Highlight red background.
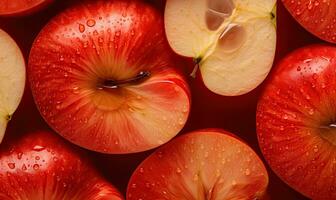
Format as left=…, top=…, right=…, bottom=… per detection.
left=0, top=0, right=322, bottom=199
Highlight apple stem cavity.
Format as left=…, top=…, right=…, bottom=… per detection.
left=100, top=71, right=151, bottom=89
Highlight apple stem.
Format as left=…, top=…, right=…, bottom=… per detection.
left=190, top=57, right=202, bottom=78
left=101, top=71, right=151, bottom=89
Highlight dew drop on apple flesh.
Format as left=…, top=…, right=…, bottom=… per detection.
left=205, top=0, right=234, bottom=30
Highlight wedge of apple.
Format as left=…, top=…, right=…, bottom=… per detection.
left=28, top=0, right=191, bottom=154
left=165, top=0, right=277, bottom=96
left=0, top=0, right=53, bottom=16
left=127, top=129, right=269, bottom=200
left=0, top=29, right=25, bottom=143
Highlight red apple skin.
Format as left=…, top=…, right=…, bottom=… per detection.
left=0, top=130, right=123, bottom=199
left=282, top=0, right=336, bottom=44
left=257, top=45, right=336, bottom=200
left=28, top=0, right=191, bottom=154
left=0, top=0, right=316, bottom=199
left=127, top=129, right=269, bottom=200
left=0, top=0, right=53, bottom=17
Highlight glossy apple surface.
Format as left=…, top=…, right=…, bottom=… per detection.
left=282, top=0, right=336, bottom=44
left=0, top=131, right=123, bottom=199
left=257, top=45, right=336, bottom=199
left=127, top=129, right=269, bottom=200
left=28, top=0, right=191, bottom=154
left=0, top=0, right=53, bottom=16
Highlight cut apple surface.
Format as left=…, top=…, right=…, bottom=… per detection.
left=282, top=0, right=336, bottom=44
left=28, top=0, right=191, bottom=154
left=0, top=29, right=25, bottom=143
left=127, top=129, right=269, bottom=200
left=165, top=0, right=277, bottom=96
left=0, top=131, right=123, bottom=200
left=257, top=45, right=336, bottom=199
left=0, top=0, right=52, bottom=16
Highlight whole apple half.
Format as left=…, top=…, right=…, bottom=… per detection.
left=0, top=29, right=26, bottom=143
left=0, top=131, right=123, bottom=199
left=164, top=0, right=277, bottom=96
left=127, top=129, right=269, bottom=200
left=257, top=45, right=336, bottom=199
left=0, top=0, right=53, bottom=16
left=282, top=0, right=336, bottom=44
left=28, top=0, right=191, bottom=154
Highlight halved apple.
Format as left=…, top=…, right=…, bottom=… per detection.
left=165, top=0, right=277, bottom=96
left=0, top=29, right=25, bottom=143
left=127, top=129, right=269, bottom=199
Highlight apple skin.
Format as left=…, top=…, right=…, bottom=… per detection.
left=28, top=0, right=191, bottom=154
left=0, top=0, right=316, bottom=199
left=282, top=0, right=336, bottom=44
left=257, top=45, right=336, bottom=199
left=127, top=129, right=269, bottom=200
left=0, top=0, right=53, bottom=17
left=0, top=130, right=123, bottom=199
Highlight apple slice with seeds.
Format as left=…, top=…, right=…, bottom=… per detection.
left=165, top=0, right=277, bottom=96
left=0, top=29, right=25, bottom=143
left=127, top=129, right=269, bottom=200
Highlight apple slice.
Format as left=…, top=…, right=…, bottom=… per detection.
left=127, top=129, right=269, bottom=200
left=28, top=0, right=191, bottom=154
left=0, top=0, right=53, bottom=16
left=282, top=0, right=336, bottom=44
left=0, top=131, right=123, bottom=199
left=257, top=45, right=336, bottom=199
left=0, top=29, right=25, bottom=143
left=165, top=0, right=277, bottom=96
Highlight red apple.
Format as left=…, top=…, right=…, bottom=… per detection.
left=28, top=0, right=191, bottom=154
left=0, top=130, right=123, bottom=199
left=127, top=129, right=269, bottom=200
left=0, top=0, right=53, bottom=16
left=282, top=0, right=336, bottom=44
left=257, top=45, right=336, bottom=199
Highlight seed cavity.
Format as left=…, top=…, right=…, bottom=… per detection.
left=205, top=0, right=235, bottom=30
left=218, top=24, right=247, bottom=53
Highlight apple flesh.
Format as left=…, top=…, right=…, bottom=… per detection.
left=164, top=0, right=277, bottom=96
left=127, top=129, right=269, bottom=200
left=257, top=45, right=336, bottom=199
left=28, top=0, right=191, bottom=154
left=0, top=130, right=123, bottom=199
left=282, top=0, right=336, bottom=44
left=0, top=29, right=25, bottom=143
left=0, top=0, right=53, bottom=16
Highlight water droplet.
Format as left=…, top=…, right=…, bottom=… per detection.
left=8, top=163, right=15, bottom=169
left=78, top=24, right=85, bottom=33
left=33, top=145, right=45, bottom=151
left=21, top=164, right=27, bottom=171
left=86, top=19, right=96, bottom=27
left=33, top=164, right=39, bottom=170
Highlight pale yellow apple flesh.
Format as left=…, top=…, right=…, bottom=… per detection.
left=165, top=0, right=276, bottom=96
left=0, top=29, right=26, bottom=142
